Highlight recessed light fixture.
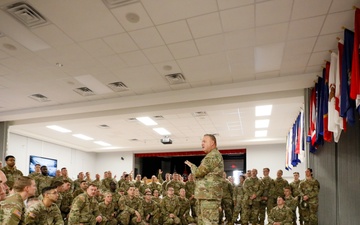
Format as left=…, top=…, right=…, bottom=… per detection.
left=255, top=105, right=272, bottom=116
left=255, top=130, right=267, bottom=137
left=255, top=119, right=269, bottom=128
left=136, top=117, right=157, bottom=126
left=46, top=125, right=71, bottom=133
left=56, top=62, right=63, bottom=67
left=126, top=12, right=140, bottom=23
left=153, top=128, right=171, bottom=135
left=94, top=141, right=111, bottom=147
left=72, top=134, right=94, bottom=141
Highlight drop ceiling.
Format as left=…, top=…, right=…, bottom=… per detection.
left=0, top=0, right=357, bottom=153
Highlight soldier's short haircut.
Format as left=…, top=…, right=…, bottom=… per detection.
left=62, top=180, right=71, bottom=184
left=283, top=186, right=291, bottom=191
left=13, top=176, right=33, bottom=192
left=103, top=191, right=112, bottom=196
left=263, top=168, right=270, bottom=171
left=35, top=163, right=40, bottom=166
left=127, top=183, right=135, bottom=190
left=52, top=181, right=64, bottom=187
left=42, top=186, right=57, bottom=195
left=5, top=155, right=15, bottom=161
left=124, top=174, right=129, bottom=178
left=204, top=134, right=217, bottom=145
left=40, top=165, right=47, bottom=169
left=293, top=172, right=299, bottom=175
left=61, top=167, right=67, bottom=171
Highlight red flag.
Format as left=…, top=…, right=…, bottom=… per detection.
left=323, top=62, right=332, bottom=142
left=350, top=8, right=360, bottom=107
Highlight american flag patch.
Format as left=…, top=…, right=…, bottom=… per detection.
left=12, top=209, right=21, bottom=219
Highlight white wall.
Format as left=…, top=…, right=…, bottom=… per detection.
left=95, top=151, right=134, bottom=179
left=7, top=133, right=97, bottom=180
left=246, top=143, right=306, bottom=181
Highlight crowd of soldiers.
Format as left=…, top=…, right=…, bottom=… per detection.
left=0, top=155, right=320, bottom=225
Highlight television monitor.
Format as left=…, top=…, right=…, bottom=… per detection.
left=29, top=155, right=58, bottom=177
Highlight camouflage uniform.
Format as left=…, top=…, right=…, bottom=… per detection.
left=55, top=192, right=63, bottom=209
left=28, top=172, right=41, bottom=180
left=185, top=180, right=196, bottom=218
left=98, top=202, right=117, bottom=225
left=73, top=189, right=85, bottom=198
left=120, top=180, right=133, bottom=195
left=147, top=182, right=162, bottom=194
left=60, top=190, right=73, bottom=221
left=219, top=179, right=234, bottom=224
left=242, top=176, right=263, bottom=225
left=68, top=192, right=101, bottom=225
left=232, top=183, right=244, bottom=223
left=189, top=147, right=224, bottom=225
left=284, top=195, right=298, bottom=225
left=152, top=196, right=161, bottom=205
left=36, top=175, right=53, bottom=197
left=272, top=177, right=289, bottom=206
left=178, top=196, right=196, bottom=225
left=24, top=200, right=63, bottom=225
left=92, top=180, right=101, bottom=189
left=166, top=180, right=184, bottom=196
left=117, top=195, right=145, bottom=225
left=259, top=176, right=275, bottom=225
left=0, top=193, right=25, bottom=225
left=1, top=165, right=23, bottom=190
left=267, top=205, right=293, bottom=225
left=161, top=180, right=170, bottom=196
left=73, top=179, right=82, bottom=193
left=142, top=199, right=160, bottom=225
left=134, top=180, right=142, bottom=189
left=160, top=195, right=180, bottom=225
left=139, top=183, right=148, bottom=196
left=299, top=178, right=320, bottom=225
left=290, top=180, right=302, bottom=224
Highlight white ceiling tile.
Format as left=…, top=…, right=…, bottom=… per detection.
left=153, top=61, right=182, bottom=75
left=308, top=51, right=330, bottom=66
left=142, top=46, right=174, bottom=63
left=142, top=0, right=218, bottom=25
left=111, top=2, right=153, bottom=31
left=255, top=43, right=285, bottom=73
left=187, top=12, right=222, bottom=38
left=129, top=27, right=164, bottom=49
left=189, top=80, right=212, bottom=88
left=220, top=5, right=255, bottom=32
left=225, top=29, right=256, bottom=49
left=281, top=53, right=310, bottom=71
left=305, top=65, right=322, bottom=73
left=292, top=0, right=332, bottom=20
left=313, top=33, right=342, bottom=52
left=256, top=23, right=288, bottom=45
left=280, top=67, right=305, bottom=76
left=170, top=83, right=191, bottom=90
left=195, top=34, right=225, bottom=55
left=157, top=20, right=192, bottom=44
left=30, top=0, right=125, bottom=42
left=329, top=0, right=360, bottom=13
left=210, top=76, right=233, bottom=85
left=96, top=55, right=127, bottom=68
left=118, top=50, right=150, bottom=66
left=168, top=40, right=199, bottom=59
left=0, top=50, right=9, bottom=60
left=284, top=37, right=317, bottom=56
left=32, top=24, right=74, bottom=47
left=103, top=33, right=139, bottom=54
left=255, top=70, right=280, bottom=79
left=288, top=16, right=325, bottom=40
left=320, top=11, right=354, bottom=35
left=79, top=39, right=115, bottom=57
left=256, top=0, right=292, bottom=26
left=217, top=0, right=254, bottom=10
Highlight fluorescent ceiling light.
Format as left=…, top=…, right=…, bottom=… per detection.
left=136, top=117, right=157, bottom=126
left=46, top=125, right=72, bottom=133
left=256, top=105, right=272, bottom=116
left=255, top=130, right=267, bottom=137
left=153, top=127, right=171, bottom=135
left=255, top=119, right=269, bottom=128
left=94, top=141, right=111, bottom=147
left=72, top=134, right=94, bottom=140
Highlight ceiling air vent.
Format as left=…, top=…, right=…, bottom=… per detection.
left=154, top=115, right=164, bottom=120
left=73, top=87, right=95, bottom=96
left=192, top=111, right=208, bottom=117
left=107, top=81, right=129, bottom=92
left=165, top=73, right=186, bottom=85
left=129, top=138, right=140, bottom=142
left=5, top=2, right=49, bottom=28
left=28, top=94, right=50, bottom=102
left=102, top=0, right=139, bottom=8
left=98, top=124, right=110, bottom=129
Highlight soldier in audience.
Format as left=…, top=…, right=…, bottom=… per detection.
left=139, top=176, right=149, bottom=195
left=98, top=191, right=117, bottom=225
left=185, top=173, right=196, bottom=219
left=232, top=175, right=245, bottom=224
left=178, top=187, right=196, bottom=225
left=1, top=155, right=23, bottom=190
left=52, top=180, right=64, bottom=208
left=152, top=189, right=161, bottom=205
left=284, top=187, right=298, bottom=225
left=36, top=166, right=53, bottom=197
left=0, top=176, right=37, bottom=224
left=245, top=170, right=251, bottom=179
left=160, top=187, right=180, bottom=225
left=85, top=172, right=92, bottom=183
left=117, top=184, right=145, bottom=225
left=147, top=175, right=161, bottom=194
left=142, top=189, right=160, bottom=225
left=157, top=169, right=164, bottom=183
left=219, top=172, right=234, bottom=225
left=267, top=196, right=293, bottom=225
left=161, top=173, right=171, bottom=196
left=73, top=180, right=88, bottom=198
left=29, top=164, right=41, bottom=180
left=290, top=172, right=302, bottom=224
left=25, top=186, right=63, bottom=225
left=134, top=174, right=142, bottom=189
left=272, top=170, right=289, bottom=208
left=299, top=168, right=320, bottom=225
left=0, top=170, right=9, bottom=200
left=68, top=183, right=102, bottom=224
left=259, top=167, right=275, bottom=225
left=92, top=173, right=101, bottom=188
left=60, top=167, right=74, bottom=191
left=73, top=172, right=84, bottom=193
left=120, top=174, right=133, bottom=194
left=60, top=180, right=73, bottom=222
left=166, top=173, right=184, bottom=196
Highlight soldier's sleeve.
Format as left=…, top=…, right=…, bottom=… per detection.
left=151, top=202, right=160, bottom=216
left=256, top=180, right=264, bottom=197
left=173, top=198, right=180, bottom=216
left=24, top=204, right=39, bottom=225
left=68, top=195, right=86, bottom=223
left=138, top=201, right=144, bottom=217
left=52, top=205, right=65, bottom=225
left=160, top=198, right=168, bottom=217
left=285, top=207, right=293, bottom=224
left=2, top=205, right=23, bottom=225
left=118, top=196, right=129, bottom=212
left=307, top=180, right=320, bottom=199
left=92, top=199, right=101, bottom=218
left=267, top=208, right=275, bottom=224
left=190, top=155, right=213, bottom=179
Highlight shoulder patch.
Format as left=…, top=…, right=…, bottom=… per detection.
left=28, top=212, right=36, bottom=218
left=12, top=209, right=22, bottom=219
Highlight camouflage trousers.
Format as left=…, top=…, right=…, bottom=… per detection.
left=301, top=202, right=318, bottom=225
left=98, top=218, right=118, bottom=225
left=116, top=211, right=145, bottom=225
left=189, top=197, right=197, bottom=218
left=162, top=215, right=180, bottom=225
left=144, top=213, right=160, bottom=225
left=242, top=200, right=261, bottom=225
left=219, top=198, right=233, bottom=224
left=258, top=199, right=274, bottom=224
left=232, top=201, right=246, bottom=224
left=179, top=214, right=197, bottom=225
left=197, top=199, right=221, bottom=225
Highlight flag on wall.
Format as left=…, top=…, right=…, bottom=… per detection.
left=350, top=8, right=360, bottom=109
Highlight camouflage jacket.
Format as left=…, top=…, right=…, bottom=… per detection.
left=36, top=175, right=53, bottom=197
left=190, top=148, right=224, bottom=200
left=160, top=195, right=180, bottom=217
left=1, top=166, right=23, bottom=189
left=299, top=178, right=320, bottom=203
left=185, top=180, right=195, bottom=199
left=60, top=191, right=73, bottom=214
left=98, top=202, right=116, bottom=222
left=289, top=180, right=301, bottom=197
left=261, top=176, right=274, bottom=198
left=166, top=180, right=185, bottom=196
left=118, top=195, right=144, bottom=216
left=243, top=177, right=263, bottom=202
left=178, top=197, right=190, bottom=217
left=68, top=193, right=101, bottom=224
left=25, top=200, right=63, bottom=225
left=284, top=196, right=298, bottom=212
left=272, top=177, right=289, bottom=199
left=222, top=179, right=234, bottom=200
left=267, top=205, right=293, bottom=225
left=147, top=182, right=162, bottom=194
left=142, top=199, right=159, bottom=217
left=0, top=193, right=25, bottom=225
left=233, top=184, right=244, bottom=204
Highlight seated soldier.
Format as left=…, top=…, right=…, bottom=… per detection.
left=99, top=192, right=117, bottom=225
left=117, top=184, right=145, bottom=225
left=160, top=187, right=180, bottom=225
left=267, top=196, right=293, bottom=225
left=142, top=189, right=160, bottom=225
